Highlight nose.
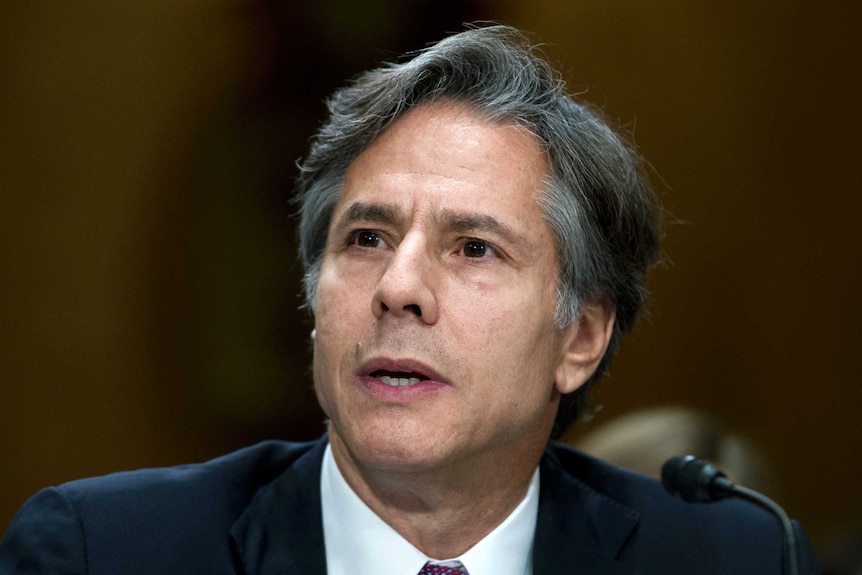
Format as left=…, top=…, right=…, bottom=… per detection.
left=371, top=234, right=439, bottom=324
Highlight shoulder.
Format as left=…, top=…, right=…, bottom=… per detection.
left=37, top=439, right=319, bottom=524
left=544, top=440, right=778, bottom=535
left=0, top=438, right=326, bottom=573
left=542, top=442, right=822, bottom=574
left=545, top=440, right=772, bottom=525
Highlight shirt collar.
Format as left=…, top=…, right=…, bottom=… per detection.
left=321, top=443, right=538, bottom=575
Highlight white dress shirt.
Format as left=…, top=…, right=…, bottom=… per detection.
left=321, top=443, right=538, bottom=575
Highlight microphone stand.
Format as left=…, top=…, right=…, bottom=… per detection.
left=661, top=455, right=801, bottom=575
left=729, top=483, right=799, bottom=575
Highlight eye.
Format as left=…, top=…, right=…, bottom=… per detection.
left=462, top=239, right=495, bottom=258
left=350, top=229, right=385, bottom=249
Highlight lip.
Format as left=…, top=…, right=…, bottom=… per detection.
left=355, top=357, right=451, bottom=401
left=357, top=357, right=451, bottom=386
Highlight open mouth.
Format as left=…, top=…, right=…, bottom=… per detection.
left=371, top=370, right=429, bottom=387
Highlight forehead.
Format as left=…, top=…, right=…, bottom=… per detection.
left=335, top=101, right=551, bottom=230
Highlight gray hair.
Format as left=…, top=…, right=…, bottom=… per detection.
left=295, top=25, right=663, bottom=438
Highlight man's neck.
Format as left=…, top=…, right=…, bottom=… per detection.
left=328, top=433, right=544, bottom=559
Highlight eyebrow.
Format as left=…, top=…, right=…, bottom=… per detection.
left=437, top=209, right=527, bottom=251
left=335, top=201, right=530, bottom=251
left=341, top=202, right=402, bottom=227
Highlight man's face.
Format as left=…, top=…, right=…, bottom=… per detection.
left=312, top=102, right=596, bottom=477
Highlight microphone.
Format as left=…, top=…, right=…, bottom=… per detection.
left=661, top=455, right=799, bottom=575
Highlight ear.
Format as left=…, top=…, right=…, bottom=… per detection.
left=554, top=299, right=616, bottom=395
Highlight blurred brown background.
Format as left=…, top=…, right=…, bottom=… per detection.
left=2, top=0, right=860, bottom=560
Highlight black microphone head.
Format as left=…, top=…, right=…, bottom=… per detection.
left=661, top=455, right=734, bottom=502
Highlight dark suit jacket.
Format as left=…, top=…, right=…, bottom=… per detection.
left=0, top=436, right=820, bottom=574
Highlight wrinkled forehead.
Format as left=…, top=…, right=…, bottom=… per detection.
left=335, top=101, right=549, bottom=217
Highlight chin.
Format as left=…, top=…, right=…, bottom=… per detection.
left=347, top=421, right=452, bottom=471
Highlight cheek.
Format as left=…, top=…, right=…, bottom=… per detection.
left=311, top=339, right=331, bottom=416
left=446, top=297, right=548, bottom=390
left=315, top=263, right=362, bottom=334
left=316, top=256, right=381, bottom=319
left=468, top=287, right=563, bottom=387
left=457, top=278, right=556, bottom=341
left=311, top=275, right=346, bottom=416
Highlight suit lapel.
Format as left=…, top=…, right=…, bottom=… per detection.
left=231, top=437, right=328, bottom=575
left=533, top=445, right=642, bottom=575
left=229, top=439, right=642, bottom=575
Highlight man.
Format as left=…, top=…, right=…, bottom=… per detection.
left=0, top=25, right=820, bottom=574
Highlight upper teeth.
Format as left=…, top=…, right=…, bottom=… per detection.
left=378, top=375, right=422, bottom=387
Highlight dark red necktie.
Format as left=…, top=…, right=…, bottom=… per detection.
left=416, top=561, right=468, bottom=575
